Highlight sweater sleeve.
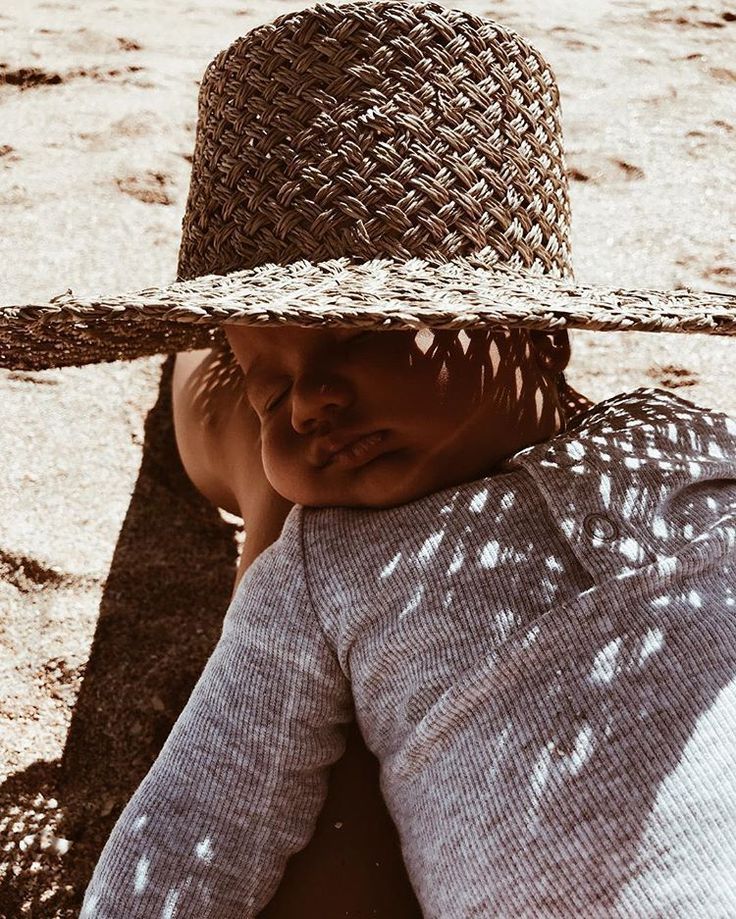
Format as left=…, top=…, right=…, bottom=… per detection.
left=80, top=506, right=353, bottom=918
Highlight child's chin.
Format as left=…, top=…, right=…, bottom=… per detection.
left=282, top=451, right=424, bottom=509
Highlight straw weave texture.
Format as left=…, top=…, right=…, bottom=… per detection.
left=177, top=0, right=571, bottom=282
left=2, top=255, right=735, bottom=368
left=1, top=0, right=733, bottom=371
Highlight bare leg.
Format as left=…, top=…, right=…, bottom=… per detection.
left=171, top=346, right=294, bottom=591
left=171, top=347, right=421, bottom=917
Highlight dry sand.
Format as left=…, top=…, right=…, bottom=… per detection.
left=0, top=0, right=734, bottom=915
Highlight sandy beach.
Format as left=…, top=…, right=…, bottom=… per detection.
left=1, top=0, right=734, bottom=915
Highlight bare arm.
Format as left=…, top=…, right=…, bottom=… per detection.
left=232, top=484, right=295, bottom=598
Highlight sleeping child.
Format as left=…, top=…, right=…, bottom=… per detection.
left=77, top=2, right=736, bottom=916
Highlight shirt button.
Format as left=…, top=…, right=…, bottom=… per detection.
left=583, top=513, right=619, bottom=541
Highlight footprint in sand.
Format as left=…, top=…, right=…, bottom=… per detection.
left=79, top=111, right=161, bottom=152
left=0, top=61, right=145, bottom=90
left=0, top=548, right=71, bottom=592
left=646, top=365, right=699, bottom=389
left=0, top=66, right=64, bottom=88
left=63, top=28, right=143, bottom=54
left=645, top=8, right=730, bottom=28
left=115, top=171, right=174, bottom=206
left=709, top=67, right=736, bottom=83
left=704, top=263, right=736, bottom=281
left=65, top=26, right=139, bottom=55
left=611, top=159, right=645, bottom=180
left=547, top=25, right=601, bottom=51
left=562, top=37, right=601, bottom=51
left=566, top=155, right=645, bottom=184
left=0, top=144, right=20, bottom=164
left=685, top=125, right=731, bottom=158
left=116, top=37, right=142, bottom=51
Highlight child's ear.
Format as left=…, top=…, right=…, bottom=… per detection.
left=529, top=329, right=570, bottom=373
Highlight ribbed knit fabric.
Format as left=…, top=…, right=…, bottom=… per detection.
left=81, top=387, right=736, bottom=918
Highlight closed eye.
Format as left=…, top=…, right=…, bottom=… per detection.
left=265, top=386, right=290, bottom=414
left=263, top=332, right=377, bottom=413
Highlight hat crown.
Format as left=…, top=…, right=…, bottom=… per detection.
left=178, top=0, right=573, bottom=282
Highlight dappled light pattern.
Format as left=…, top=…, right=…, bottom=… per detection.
left=82, top=388, right=736, bottom=917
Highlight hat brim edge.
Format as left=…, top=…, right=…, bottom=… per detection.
left=1, top=256, right=734, bottom=371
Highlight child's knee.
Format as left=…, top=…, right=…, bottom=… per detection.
left=171, top=348, right=245, bottom=515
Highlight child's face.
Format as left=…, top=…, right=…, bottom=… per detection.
left=224, top=324, right=564, bottom=509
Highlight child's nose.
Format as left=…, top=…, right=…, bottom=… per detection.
left=290, top=374, right=353, bottom=431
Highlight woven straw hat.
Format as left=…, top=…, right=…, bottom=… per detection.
left=1, top=0, right=734, bottom=371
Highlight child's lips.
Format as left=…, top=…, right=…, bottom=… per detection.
left=327, top=430, right=387, bottom=467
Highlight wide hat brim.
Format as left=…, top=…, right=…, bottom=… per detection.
left=1, top=250, right=734, bottom=371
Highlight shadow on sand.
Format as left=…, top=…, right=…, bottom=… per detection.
left=0, top=355, right=420, bottom=918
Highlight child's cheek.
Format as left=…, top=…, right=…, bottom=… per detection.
left=260, top=429, right=298, bottom=480
left=259, top=448, right=293, bottom=501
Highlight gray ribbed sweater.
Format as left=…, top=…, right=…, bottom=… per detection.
left=82, top=387, right=736, bottom=918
